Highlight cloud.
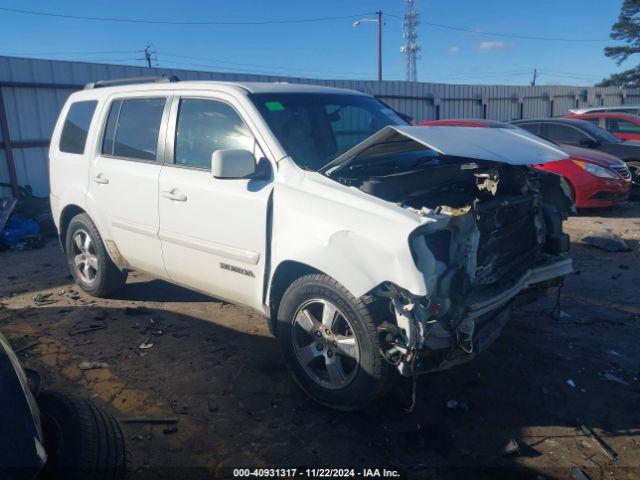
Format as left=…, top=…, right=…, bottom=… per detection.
left=448, top=46, right=461, bottom=54
left=476, top=41, right=511, bottom=51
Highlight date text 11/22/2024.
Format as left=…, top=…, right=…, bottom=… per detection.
left=232, top=468, right=403, bottom=478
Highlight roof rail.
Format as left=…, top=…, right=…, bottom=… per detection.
left=84, top=75, right=180, bottom=90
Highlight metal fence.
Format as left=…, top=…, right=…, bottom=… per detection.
left=1, top=55, right=639, bottom=197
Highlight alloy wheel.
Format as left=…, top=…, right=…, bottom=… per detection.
left=71, top=229, right=98, bottom=283
left=291, top=299, right=360, bottom=390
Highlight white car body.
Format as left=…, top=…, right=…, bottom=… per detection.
left=49, top=79, right=573, bottom=381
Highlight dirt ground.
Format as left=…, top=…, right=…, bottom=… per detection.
left=1, top=203, right=640, bottom=480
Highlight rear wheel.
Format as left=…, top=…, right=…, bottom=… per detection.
left=38, top=391, right=126, bottom=480
left=276, top=274, right=390, bottom=410
left=65, top=213, right=126, bottom=297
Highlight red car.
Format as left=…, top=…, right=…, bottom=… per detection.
left=420, top=119, right=631, bottom=208
left=566, top=112, right=640, bottom=141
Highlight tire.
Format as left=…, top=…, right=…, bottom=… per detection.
left=37, top=391, right=126, bottom=480
left=65, top=213, right=126, bottom=297
left=276, top=273, right=390, bottom=410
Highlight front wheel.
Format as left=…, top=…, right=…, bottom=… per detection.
left=276, top=274, right=390, bottom=410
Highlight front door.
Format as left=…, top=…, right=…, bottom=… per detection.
left=158, top=94, right=273, bottom=308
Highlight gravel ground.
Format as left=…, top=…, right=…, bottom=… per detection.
left=1, top=202, right=639, bottom=480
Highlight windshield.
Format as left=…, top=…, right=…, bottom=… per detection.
left=579, top=121, right=622, bottom=143
left=250, top=93, right=409, bottom=170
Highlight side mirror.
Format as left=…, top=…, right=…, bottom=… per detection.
left=211, top=149, right=256, bottom=179
left=579, top=138, right=598, bottom=148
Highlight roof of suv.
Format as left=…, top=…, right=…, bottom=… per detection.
left=79, top=79, right=366, bottom=96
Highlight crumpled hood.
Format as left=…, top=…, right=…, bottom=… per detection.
left=323, top=125, right=569, bottom=173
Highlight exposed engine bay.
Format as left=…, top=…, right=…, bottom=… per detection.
left=328, top=147, right=573, bottom=377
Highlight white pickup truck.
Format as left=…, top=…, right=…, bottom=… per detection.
left=49, top=77, right=573, bottom=410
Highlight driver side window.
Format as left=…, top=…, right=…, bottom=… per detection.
left=174, top=98, right=254, bottom=169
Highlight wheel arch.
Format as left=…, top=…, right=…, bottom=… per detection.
left=58, top=204, right=87, bottom=252
left=267, top=260, right=322, bottom=336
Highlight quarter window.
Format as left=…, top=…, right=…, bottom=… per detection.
left=174, top=98, right=254, bottom=169
left=101, top=98, right=166, bottom=161
left=59, top=101, right=97, bottom=154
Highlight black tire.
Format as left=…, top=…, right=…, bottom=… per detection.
left=276, top=273, right=390, bottom=410
left=65, top=213, right=126, bottom=297
left=37, top=391, right=126, bottom=480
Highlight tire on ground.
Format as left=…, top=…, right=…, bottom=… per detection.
left=37, top=391, right=126, bottom=480
left=276, top=273, right=390, bottom=410
left=65, top=213, right=126, bottom=297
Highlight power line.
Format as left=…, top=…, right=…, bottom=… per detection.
left=0, top=6, right=374, bottom=25
left=386, top=13, right=608, bottom=42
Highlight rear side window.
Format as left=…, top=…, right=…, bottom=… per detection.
left=59, top=101, right=97, bottom=154
left=516, top=123, right=540, bottom=136
left=101, top=98, right=166, bottom=161
left=541, top=123, right=589, bottom=143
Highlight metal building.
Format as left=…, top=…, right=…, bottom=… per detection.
left=0, top=55, right=635, bottom=198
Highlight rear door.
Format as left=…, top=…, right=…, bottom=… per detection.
left=158, top=92, right=273, bottom=308
left=87, top=93, right=171, bottom=277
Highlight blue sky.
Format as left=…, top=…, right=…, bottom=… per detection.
left=0, top=0, right=630, bottom=85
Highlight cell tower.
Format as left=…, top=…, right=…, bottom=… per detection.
left=401, top=0, right=421, bottom=82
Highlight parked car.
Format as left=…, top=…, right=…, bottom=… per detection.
left=421, top=119, right=631, bottom=208
left=569, top=104, right=640, bottom=116
left=0, top=332, right=125, bottom=479
left=566, top=112, right=640, bottom=141
left=49, top=77, right=573, bottom=410
left=512, top=117, right=640, bottom=191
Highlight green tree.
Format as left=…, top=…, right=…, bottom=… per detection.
left=598, top=0, right=640, bottom=87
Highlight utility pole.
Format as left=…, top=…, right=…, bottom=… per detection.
left=353, top=12, right=384, bottom=81
left=531, top=68, right=537, bottom=86
left=376, top=10, right=382, bottom=82
left=401, top=0, right=421, bottom=82
left=144, top=45, right=153, bottom=69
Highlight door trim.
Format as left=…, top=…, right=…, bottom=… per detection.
left=159, top=230, right=260, bottom=265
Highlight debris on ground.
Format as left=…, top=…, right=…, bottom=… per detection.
left=566, top=379, right=577, bottom=388
left=138, top=338, right=154, bottom=349
left=580, top=230, right=630, bottom=252
left=570, top=467, right=590, bottom=480
left=68, top=325, right=107, bottom=336
left=33, top=293, right=57, bottom=305
left=579, top=424, right=619, bottom=461
left=446, top=399, right=458, bottom=409
left=118, top=417, right=179, bottom=424
left=125, top=306, right=153, bottom=316
left=163, top=427, right=179, bottom=435
left=78, top=361, right=109, bottom=370
left=501, top=438, right=520, bottom=456
left=601, top=372, right=629, bottom=386
left=0, top=197, right=17, bottom=233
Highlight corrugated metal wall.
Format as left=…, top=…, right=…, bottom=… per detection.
left=1, top=55, right=637, bottom=197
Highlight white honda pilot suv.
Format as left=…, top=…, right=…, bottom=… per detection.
left=50, top=77, right=573, bottom=410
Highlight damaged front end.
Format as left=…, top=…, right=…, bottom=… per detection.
left=325, top=126, right=574, bottom=376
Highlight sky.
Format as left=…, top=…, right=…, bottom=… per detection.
left=0, top=0, right=631, bottom=86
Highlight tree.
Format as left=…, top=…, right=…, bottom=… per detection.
left=598, top=0, right=640, bottom=87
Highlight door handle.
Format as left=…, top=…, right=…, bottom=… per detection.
left=93, top=174, right=109, bottom=184
left=162, top=190, right=187, bottom=202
